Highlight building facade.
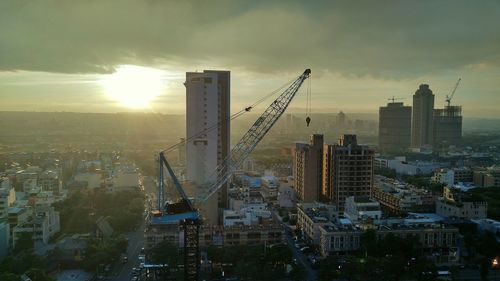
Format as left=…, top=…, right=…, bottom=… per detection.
left=433, top=106, right=462, bottom=146
left=294, top=134, right=324, bottom=202
left=412, top=84, right=435, bottom=148
left=185, top=70, right=230, bottom=224
left=322, top=135, right=374, bottom=212
left=378, top=102, right=412, bottom=152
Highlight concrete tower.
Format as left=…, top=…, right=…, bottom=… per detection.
left=185, top=70, right=230, bottom=225
left=379, top=102, right=412, bottom=152
left=294, top=134, right=324, bottom=202
left=412, top=84, right=435, bottom=148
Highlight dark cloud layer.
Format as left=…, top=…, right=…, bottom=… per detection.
left=1, top=0, right=499, bottom=77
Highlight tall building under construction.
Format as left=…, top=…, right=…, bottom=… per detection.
left=434, top=105, right=462, bottom=146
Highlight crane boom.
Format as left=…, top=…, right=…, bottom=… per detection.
left=446, top=78, right=461, bottom=106
left=198, top=69, right=311, bottom=202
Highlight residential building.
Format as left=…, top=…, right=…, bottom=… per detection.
left=375, top=156, right=445, bottom=176
left=13, top=205, right=60, bottom=247
left=436, top=186, right=487, bottom=219
left=322, top=135, right=374, bottom=212
left=294, top=134, right=324, bottom=202
left=344, top=196, right=382, bottom=222
left=412, top=84, right=435, bottom=148
left=473, top=167, right=500, bottom=187
left=38, top=170, right=62, bottom=193
left=296, top=202, right=336, bottom=244
left=0, top=180, right=16, bottom=218
left=319, top=222, right=459, bottom=260
left=378, top=102, right=412, bottom=152
left=433, top=167, right=474, bottom=186
left=185, top=70, right=230, bottom=225
left=372, top=175, right=436, bottom=215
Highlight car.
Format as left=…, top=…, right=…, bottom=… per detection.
left=300, top=246, right=311, bottom=253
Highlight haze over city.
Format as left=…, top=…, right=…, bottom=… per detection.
left=2, top=1, right=500, bottom=281
left=1, top=0, right=500, bottom=117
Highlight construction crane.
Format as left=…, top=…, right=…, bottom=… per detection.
left=387, top=96, right=404, bottom=103
left=156, top=69, right=311, bottom=281
left=446, top=78, right=461, bottom=107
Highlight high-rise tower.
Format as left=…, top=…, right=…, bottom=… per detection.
left=185, top=70, right=230, bottom=225
left=379, top=102, right=412, bottom=152
left=411, top=84, right=435, bottom=148
left=294, top=134, right=324, bottom=202
left=322, top=135, right=373, bottom=212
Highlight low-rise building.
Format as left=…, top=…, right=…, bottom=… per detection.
left=0, top=180, right=16, bottom=218
left=375, top=157, right=446, bottom=176
left=372, top=175, right=435, bottom=215
left=433, top=167, right=474, bottom=186
left=145, top=217, right=283, bottom=249
left=344, top=196, right=382, bottom=222
left=436, top=187, right=487, bottom=219
left=319, top=220, right=459, bottom=261
left=296, top=202, right=336, bottom=244
left=13, top=205, right=60, bottom=247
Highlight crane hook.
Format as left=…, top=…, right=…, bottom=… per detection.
left=306, top=116, right=311, bottom=127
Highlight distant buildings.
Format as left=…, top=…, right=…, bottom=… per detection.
left=375, top=156, right=446, bottom=176
left=412, top=84, right=435, bottom=148
left=185, top=70, right=230, bottom=225
left=473, top=167, right=500, bottom=187
left=322, top=135, right=374, bottom=212
left=294, top=134, right=323, bottom=202
left=377, top=83, right=463, bottom=151
left=378, top=102, right=412, bottom=152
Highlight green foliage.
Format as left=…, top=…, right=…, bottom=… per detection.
left=53, top=189, right=144, bottom=234
left=289, top=263, right=306, bottom=281
left=26, top=268, right=56, bottom=281
left=374, top=167, right=397, bottom=178
left=82, top=237, right=128, bottom=270
left=149, top=241, right=183, bottom=266
left=468, top=187, right=500, bottom=220
left=0, top=272, right=19, bottom=281
left=403, top=175, right=445, bottom=194
left=14, top=232, right=34, bottom=253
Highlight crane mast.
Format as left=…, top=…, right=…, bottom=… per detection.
left=155, top=69, right=311, bottom=281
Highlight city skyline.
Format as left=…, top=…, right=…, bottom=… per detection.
left=1, top=1, right=500, bottom=118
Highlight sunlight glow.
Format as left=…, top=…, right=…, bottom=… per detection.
left=100, top=65, right=165, bottom=108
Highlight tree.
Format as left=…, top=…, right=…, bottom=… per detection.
left=14, top=232, right=34, bottom=253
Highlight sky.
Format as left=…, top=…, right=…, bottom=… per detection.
left=0, top=0, right=499, bottom=118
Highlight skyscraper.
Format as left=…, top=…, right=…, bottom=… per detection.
left=322, top=135, right=373, bottom=212
left=185, top=70, right=230, bottom=225
left=411, top=84, right=435, bottom=148
left=378, top=102, right=412, bottom=152
left=294, top=134, right=324, bottom=202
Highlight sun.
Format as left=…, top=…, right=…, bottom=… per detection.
left=100, top=65, right=165, bottom=108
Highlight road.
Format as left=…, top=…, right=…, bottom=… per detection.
left=283, top=226, right=317, bottom=281
left=113, top=175, right=155, bottom=281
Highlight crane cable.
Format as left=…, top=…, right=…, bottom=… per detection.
left=161, top=75, right=298, bottom=154
left=305, top=74, right=312, bottom=126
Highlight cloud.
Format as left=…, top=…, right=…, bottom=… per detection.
left=0, top=0, right=499, bottom=79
